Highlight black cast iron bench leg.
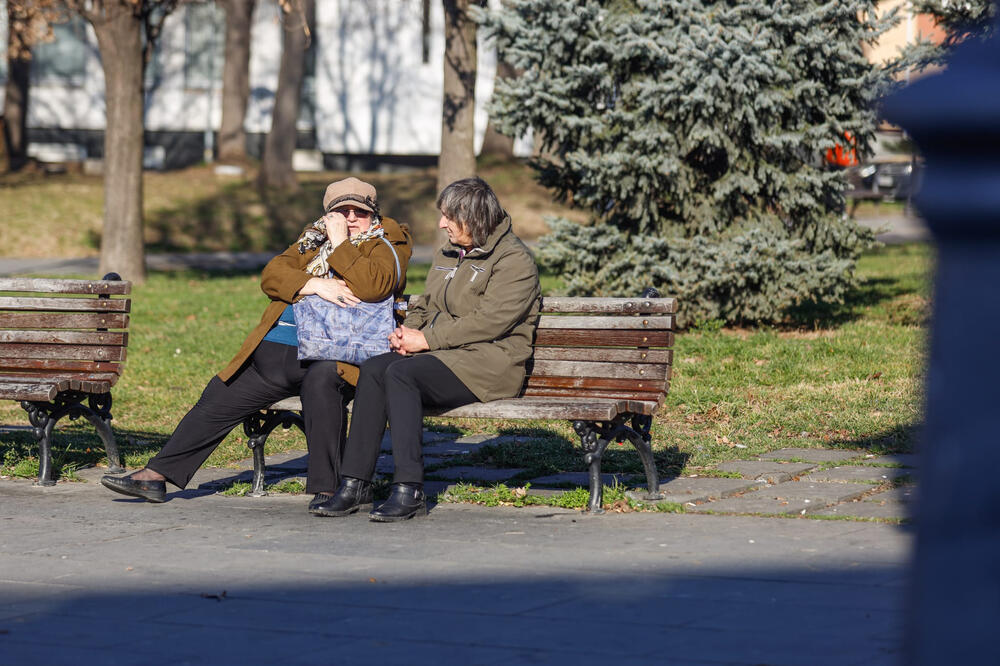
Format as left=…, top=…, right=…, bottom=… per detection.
left=574, top=415, right=664, bottom=514
left=21, top=391, right=124, bottom=486
left=242, top=410, right=305, bottom=496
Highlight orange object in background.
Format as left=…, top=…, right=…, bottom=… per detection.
left=825, top=131, right=859, bottom=167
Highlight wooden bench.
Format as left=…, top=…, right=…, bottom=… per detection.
left=241, top=290, right=676, bottom=513
left=0, top=275, right=131, bottom=485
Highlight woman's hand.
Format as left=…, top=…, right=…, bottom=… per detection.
left=389, top=325, right=429, bottom=355
left=299, top=277, right=360, bottom=307
left=322, top=212, right=349, bottom=247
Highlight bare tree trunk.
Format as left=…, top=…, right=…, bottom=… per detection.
left=480, top=57, right=515, bottom=160
left=258, top=0, right=313, bottom=190
left=3, top=3, right=32, bottom=172
left=437, top=0, right=478, bottom=196
left=92, top=6, right=147, bottom=283
left=218, top=0, right=255, bottom=163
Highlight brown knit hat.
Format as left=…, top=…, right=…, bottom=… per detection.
left=322, top=177, right=378, bottom=214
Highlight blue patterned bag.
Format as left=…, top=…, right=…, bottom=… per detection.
left=294, top=237, right=401, bottom=365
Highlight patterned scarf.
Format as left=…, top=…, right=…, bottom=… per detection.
left=298, top=217, right=386, bottom=277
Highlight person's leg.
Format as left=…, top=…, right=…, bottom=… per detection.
left=300, top=360, right=351, bottom=494
left=145, top=342, right=302, bottom=488
left=312, top=352, right=400, bottom=516
left=383, top=354, right=477, bottom=484
left=339, top=352, right=403, bottom=481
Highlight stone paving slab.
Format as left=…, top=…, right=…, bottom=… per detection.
left=426, top=466, right=527, bottom=482
left=627, top=477, right=765, bottom=506
left=865, top=484, right=917, bottom=503
left=861, top=454, right=919, bottom=468
left=527, top=471, right=643, bottom=488
left=758, top=448, right=863, bottom=463
left=422, top=429, right=460, bottom=443
left=375, top=454, right=449, bottom=475
left=814, top=501, right=912, bottom=520
left=419, top=441, right=491, bottom=457
left=802, top=466, right=913, bottom=484
left=716, top=461, right=818, bottom=483
left=688, top=481, right=870, bottom=515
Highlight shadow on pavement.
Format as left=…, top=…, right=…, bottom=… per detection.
left=0, top=565, right=903, bottom=665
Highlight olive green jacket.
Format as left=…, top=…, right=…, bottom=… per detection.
left=404, top=218, right=540, bottom=402
left=218, top=217, right=412, bottom=386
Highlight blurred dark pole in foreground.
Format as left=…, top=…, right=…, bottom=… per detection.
left=882, top=19, right=1000, bottom=665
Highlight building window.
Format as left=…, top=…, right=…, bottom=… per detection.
left=185, top=2, right=222, bottom=90
left=32, top=17, right=89, bottom=85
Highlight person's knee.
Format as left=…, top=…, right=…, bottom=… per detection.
left=384, top=358, right=419, bottom=389
left=302, top=361, right=344, bottom=397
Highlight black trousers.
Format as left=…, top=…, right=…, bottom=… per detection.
left=341, top=352, right=477, bottom=484
left=147, top=341, right=351, bottom=493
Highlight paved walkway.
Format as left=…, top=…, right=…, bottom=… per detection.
left=1, top=434, right=913, bottom=665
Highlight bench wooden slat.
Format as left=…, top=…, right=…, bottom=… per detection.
left=0, top=312, right=131, bottom=330
left=625, top=399, right=663, bottom=416
left=0, top=358, right=124, bottom=374
left=0, top=370, right=119, bottom=382
left=263, top=396, right=626, bottom=422
left=427, top=397, right=626, bottom=421
left=526, top=375, right=667, bottom=394
left=537, top=315, right=674, bottom=330
left=530, top=359, right=669, bottom=380
left=532, top=347, right=672, bottom=364
left=0, top=343, right=127, bottom=362
left=0, top=374, right=73, bottom=391
left=540, top=296, right=676, bottom=314
left=534, top=329, right=673, bottom=348
left=0, top=382, right=60, bottom=401
left=77, top=379, right=113, bottom=393
left=523, top=386, right=665, bottom=403
left=0, top=278, right=132, bottom=295
left=0, top=296, right=131, bottom=313
left=0, top=330, right=128, bottom=346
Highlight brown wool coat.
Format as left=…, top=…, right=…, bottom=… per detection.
left=404, top=218, right=540, bottom=402
left=218, top=217, right=412, bottom=387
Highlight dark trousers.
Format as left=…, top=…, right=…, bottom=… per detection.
left=147, top=341, right=350, bottom=493
left=341, top=352, right=477, bottom=484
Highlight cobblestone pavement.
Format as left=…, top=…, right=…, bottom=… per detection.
left=100, top=432, right=913, bottom=523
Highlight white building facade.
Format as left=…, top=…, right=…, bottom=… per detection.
left=0, top=0, right=520, bottom=169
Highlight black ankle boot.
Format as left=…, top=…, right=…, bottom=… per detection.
left=369, top=483, right=427, bottom=522
left=308, top=492, right=335, bottom=512
left=310, top=477, right=373, bottom=517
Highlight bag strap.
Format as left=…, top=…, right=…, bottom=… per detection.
left=380, top=236, right=402, bottom=292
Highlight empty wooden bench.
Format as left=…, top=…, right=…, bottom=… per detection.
left=242, top=290, right=676, bottom=513
left=0, top=275, right=131, bottom=485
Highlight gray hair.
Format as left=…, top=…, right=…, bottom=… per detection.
left=436, top=177, right=507, bottom=248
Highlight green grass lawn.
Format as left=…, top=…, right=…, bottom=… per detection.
left=0, top=244, right=931, bottom=484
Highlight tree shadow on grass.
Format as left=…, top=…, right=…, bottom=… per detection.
left=829, top=422, right=922, bottom=456
left=145, top=179, right=325, bottom=255
left=142, top=171, right=441, bottom=255
left=0, top=424, right=168, bottom=482
left=783, top=275, right=929, bottom=330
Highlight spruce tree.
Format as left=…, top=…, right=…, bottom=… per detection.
left=478, top=0, right=893, bottom=325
